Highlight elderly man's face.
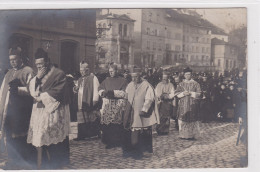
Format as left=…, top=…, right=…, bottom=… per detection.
left=9, top=55, right=22, bottom=69
left=131, top=73, right=141, bottom=84
left=162, top=75, right=168, bottom=84
left=184, top=72, right=192, bottom=80
left=35, top=58, right=48, bottom=71
left=109, top=68, right=117, bottom=77
left=80, top=68, right=89, bottom=77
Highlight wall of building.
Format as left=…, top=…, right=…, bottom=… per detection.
left=183, top=24, right=211, bottom=67
left=96, top=14, right=135, bottom=67
left=212, top=44, right=238, bottom=73
left=3, top=9, right=97, bottom=73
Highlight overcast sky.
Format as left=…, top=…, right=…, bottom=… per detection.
left=194, top=8, right=247, bottom=33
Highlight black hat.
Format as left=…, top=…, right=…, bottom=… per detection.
left=35, top=48, right=48, bottom=60
left=183, top=67, right=192, bottom=74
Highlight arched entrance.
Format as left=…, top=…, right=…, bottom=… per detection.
left=60, top=40, right=78, bottom=74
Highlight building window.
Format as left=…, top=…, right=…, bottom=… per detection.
left=234, top=61, right=236, bottom=68
left=202, top=55, right=205, bottom=61
left=166, top=43, right=171, bottom=50
left=183, top=45, right=185, bottom=51
left=149, top=12, right=152, bottom=21
left=206, top=47, right=210, bottom=53
left=196, top=37, right=199, bottom=43
left=147, top=41, right=150, bottom=50
left=147, top=27, right=150, bottom=35
left=230, top=60, right=233, bottom=68
left=154, top=29, right=158, bottom=36
left=124, top=24, right=127, bottom=36
left=192, top=46, right=195, bottom=52
left=175, top=45, right=181, bottom=51
left=167, top=31, right=171, bottom=38
left=226, top=60, right=229, bottom=69
left=119, top=24, right=123, bottom=36
left=218, top=59, right=221, bottom=67
left=153, top=42, right=156, bottom=50
left=202, top=47, right=205, bottom=53
left=196, top=56, right=198, bottom=60
left=158, top=43, right=162, bottom=51
left=196, top=47, right=199, bottom=53
left=191, top=55, right=194, bottom=61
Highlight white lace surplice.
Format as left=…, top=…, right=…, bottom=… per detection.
left=27, top=77, right=70, bottom=147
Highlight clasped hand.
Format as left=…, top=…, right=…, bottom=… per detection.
left=183, top=91, right=191, bottom=96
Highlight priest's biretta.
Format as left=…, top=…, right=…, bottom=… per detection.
left=183, top=67, right=192, bottom=74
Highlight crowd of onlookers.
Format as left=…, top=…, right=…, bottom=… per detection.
left=66, top=66, right=247, bottom=124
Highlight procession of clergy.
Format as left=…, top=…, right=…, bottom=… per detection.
left=0, top=46, right=247, bottom=169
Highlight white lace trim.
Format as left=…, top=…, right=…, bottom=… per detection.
left=40, top=92, right=60, bottom=114
left=27, top=104, right=70, bottom=147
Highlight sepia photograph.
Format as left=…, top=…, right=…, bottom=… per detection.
left=0, top=6, right=248, bottom=170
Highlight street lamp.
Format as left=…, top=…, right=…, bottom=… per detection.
left=96, top=21, right=112, bottom=38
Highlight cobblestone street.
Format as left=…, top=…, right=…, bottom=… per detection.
left=0, top=121, right=247, bottom=169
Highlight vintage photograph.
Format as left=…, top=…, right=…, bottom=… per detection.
left=0, top=8, right=247, bottom=170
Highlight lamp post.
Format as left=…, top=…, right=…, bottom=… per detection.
left=96, top=21, right=112, bottom=38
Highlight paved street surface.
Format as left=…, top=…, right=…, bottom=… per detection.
left=0, top=121, right=247, bottom=169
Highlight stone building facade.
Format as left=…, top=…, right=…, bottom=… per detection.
left=98, top=9, right=222, bottom=69
left=96, top=13, right=135, bottom=69
left=211, top=38, right=238, bottom=73
left=1, top=9, right=96, bottom=74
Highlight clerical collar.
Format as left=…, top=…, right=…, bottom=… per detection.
left=184, top=79, right=194, bottom=82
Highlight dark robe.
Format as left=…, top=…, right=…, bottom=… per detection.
left=98, top=76, right=128, bottom=148
left=215, top=88, right=227, bottom=115
left=27, top=66, right=70, bottom=169
left=77, top=75, right=100, bottom=139
left=199, top=80, right=213, bottom=122
left=0, top=65, right=35, bottom=168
